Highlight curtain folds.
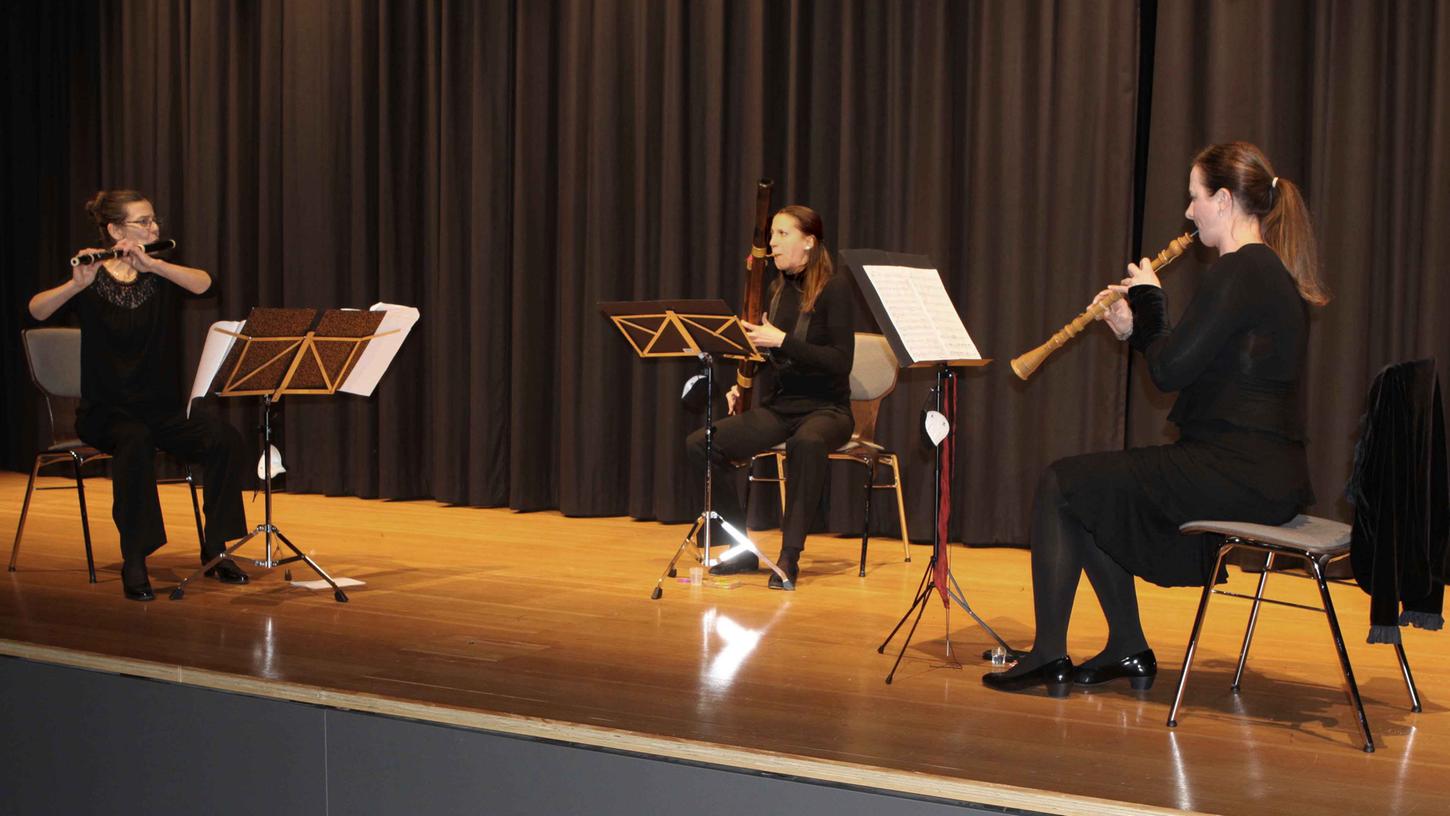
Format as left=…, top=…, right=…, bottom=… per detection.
left=5, top=1, right=1445, bottom=549
left=1136, top=0, right=1450, bottom=518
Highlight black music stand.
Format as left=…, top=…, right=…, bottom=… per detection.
left=170, top=307, right=396, bottom=603
left=876, top=360, right=1010, bottom=683
left=837, top=249, right=1015, bottom=682
left=600, top=298, right=796, bottom=598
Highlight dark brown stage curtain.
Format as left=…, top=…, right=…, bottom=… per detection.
left=1136, top=0, right=1450, bottom=522
left=14, top=0, right=1145, bottom=544
left=0, top=0, right=1144, bottom=546
left=509, top=0, right=1143, bottom=540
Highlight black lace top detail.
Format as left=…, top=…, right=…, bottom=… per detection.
left=92, top=269, right=160, bottom=310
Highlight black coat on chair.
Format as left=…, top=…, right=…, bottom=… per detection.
left=1348, top=358, right=1449, bottom=643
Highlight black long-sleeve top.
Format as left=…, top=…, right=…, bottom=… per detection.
left=1127, top=243, right=1309, bottom=441
left=74, top=269, right=186, bottom=413
left=759, top=269, right=855, bottom=414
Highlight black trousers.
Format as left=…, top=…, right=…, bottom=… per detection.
left=686, top=404, right=854, bottom=556
left=76, top=403, right=249, bottom=563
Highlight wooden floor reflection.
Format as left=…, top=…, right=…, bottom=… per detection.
left=1, top=471, right=1444, bottom=815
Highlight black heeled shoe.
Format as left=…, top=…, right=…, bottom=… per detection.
left=205, top=558, right=250, bottom=585
left=981, top=657, right=1074, bottom=698
left=1072, top=648, right=1157, bottom=690
left=121, top=561, right=155, bottom=602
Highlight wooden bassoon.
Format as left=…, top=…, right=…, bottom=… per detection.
left=733, top=178, right=774, bottom=412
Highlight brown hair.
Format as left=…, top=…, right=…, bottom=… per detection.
left=773, top=204, right=835, bottom=312
left=1192, top=142, right=1330, bottom=306
left=85, top=189, right=148, bottom=246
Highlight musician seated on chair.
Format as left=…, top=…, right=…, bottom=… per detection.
left=686, top=204, right=855, bottom=589
left=982, top=142, right=1332, bottom=696
left=27, top=189, right=250, bottom=602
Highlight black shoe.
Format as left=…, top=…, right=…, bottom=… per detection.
left=1072, top=649, right=1157, bottom=690
left=709, top=553, right=759, bottom=575
left=767, top=554, right=800, bottom=590
left=982, top=657, right=1074, bottom=697
left=205, top=558, right=250, bottom=585
left=122, top=561, right=155, bottom=602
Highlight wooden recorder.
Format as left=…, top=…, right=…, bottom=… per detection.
left=1010, top=232, right=1197, bottom=380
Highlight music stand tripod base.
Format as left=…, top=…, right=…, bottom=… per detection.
left=170, top=524, right=351, bottom=603
left=169, top=308, right=395, bottom=604
left=169, top=396, right=350, bottom=603
left=651, top=513, right=794, bottom=599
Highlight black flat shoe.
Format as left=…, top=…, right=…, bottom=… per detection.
left=205, top=559, right=250, bottom=585
left=708, top=553, right=759, bottom=575
left=767, top=557, right=799, bottom=591
left=121, top=561, right=155, bottom=602
left=982, top=657, right=1074, bottom=698
left=1073, top=649, right=1157, bottom=690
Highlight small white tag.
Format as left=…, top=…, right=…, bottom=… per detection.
left=923, top=411, right=950, bottom=446
left=681, top=373, right=705, bottom=399
left=256, top=444, right=287, bottom=480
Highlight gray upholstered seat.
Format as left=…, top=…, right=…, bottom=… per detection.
left=1169, top=513, right=1422, bottom=752
left=1180, top=515, right=1350, bottom=554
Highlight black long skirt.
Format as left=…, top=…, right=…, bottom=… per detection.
left=1051, top=423, right=1312, bottom=587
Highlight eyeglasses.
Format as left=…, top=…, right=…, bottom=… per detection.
left=120, top=216, right=163, bottom=228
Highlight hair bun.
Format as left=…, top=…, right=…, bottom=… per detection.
left=84, top=191, right=107, bottom=223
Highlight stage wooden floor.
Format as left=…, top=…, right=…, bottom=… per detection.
left=1, top=471, right=1444, bottom=815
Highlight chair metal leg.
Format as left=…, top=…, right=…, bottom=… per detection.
left=72, top=453, right=98, bottom=584
left=1309, top=556, right=1375, bottom=752
left=858, top=460, right=873, bottom=578
left=1395, top=642, right=1423, bottom=713
left=1168, top=544, right=1231, bottom=728
left=8, top=456, right=45, bottom=573
left=886, top=454, right=910, bottom=562
left=1232, top=547, right=1274, bottom=691
left=185, top=466, right=206, bottom=550
left=773, top=452, right=787, bottom=516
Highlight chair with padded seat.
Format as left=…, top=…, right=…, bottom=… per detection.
left=1169, top=360, right=1446, bottom=752
left=1169, top=515, right=1421, bottom=752
left=746, top=332, right=912, bottom=577
left=8, top=327, right=205, bottom=582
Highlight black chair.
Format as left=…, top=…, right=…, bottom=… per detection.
left=8, top=327, right=204, bottom=583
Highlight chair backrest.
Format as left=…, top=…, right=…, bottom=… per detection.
left=23, top=327, right=84, bottom=398
left=847, top=333, right=900, bottom=443
left=22, top=327, right=85, bottom=448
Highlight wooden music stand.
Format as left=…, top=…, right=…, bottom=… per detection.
left=600, top=299, right=796, bottom=598
left=170, top=306, right=396, bottom=603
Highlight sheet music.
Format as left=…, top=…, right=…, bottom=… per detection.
left=338, top=303, right=420, bottom=396
left=187, top=320, right=245, bottom=416
left=862, top=265, right=980, bottom=363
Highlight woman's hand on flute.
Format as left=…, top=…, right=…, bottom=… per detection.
left=1095, top=287, right=1134, bottom=341
left=69, top=250, right=102, bottom=288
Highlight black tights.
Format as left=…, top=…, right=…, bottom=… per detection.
left=999, top=467, right=1150, bottom=676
